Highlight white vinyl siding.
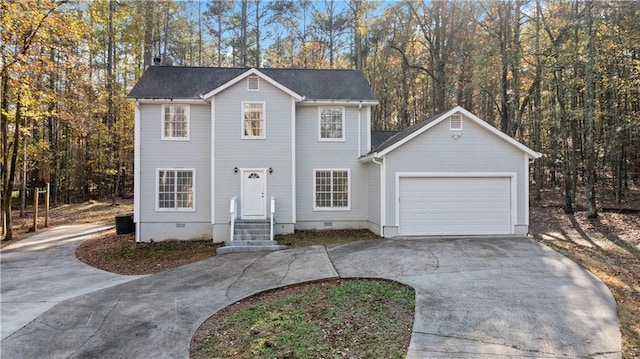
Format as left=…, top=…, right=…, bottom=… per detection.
left=213, top=76, right=294, bottom=237
left=242, top=101, right=265, bottom=139
left=157, top=169, right=195, bottom=211
left=314, top=169, right=350, bottom=210
left=162, top=105, right=189, bottom=140
left=318, top=107, right=345, bottom=141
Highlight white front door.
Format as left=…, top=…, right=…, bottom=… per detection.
left=241, top=169, right=266, bottom=219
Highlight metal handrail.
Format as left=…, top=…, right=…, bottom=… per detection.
left=270, top=197, right=275, bottom=241
left=230, top=197, right=237, bottom=241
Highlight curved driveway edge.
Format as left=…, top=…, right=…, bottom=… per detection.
left=1, top=224, right=145, bottom=340
left=1, top=236, right=621, bottom=358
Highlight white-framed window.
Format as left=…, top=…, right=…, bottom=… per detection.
left=242, top=101, right=265, bottom=139
left=247, top=76, right=259, bottom=91
left=157, top=169, right=195, bottom=211
left=162, top=104, right=190, bottom=140
left=313, top=169, right=350, bottom=210
left=450, top=114, right=463, bottom=130
left=318, top=107, right=345, bottom=141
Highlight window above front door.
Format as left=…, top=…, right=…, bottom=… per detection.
left=242, top=102, right=266, bottom=139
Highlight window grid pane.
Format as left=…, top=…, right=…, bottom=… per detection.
left=176, top=171, right=194, bottom=208
left=164, top=106, right=188, bottom=138
left=315, top=170, right=348, bottom=209
left=320, top=108, right=343, bottom=139
left=244, top=103, right=264, bottom=137
left=158, top=170, right=194, bottom=210
left=158, top=170, right=176, bottom=208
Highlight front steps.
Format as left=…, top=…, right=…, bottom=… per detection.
left=216, top=219, right=287, bottom=255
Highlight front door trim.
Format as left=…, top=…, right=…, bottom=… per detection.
left=241, top=168, right=267, bottom=219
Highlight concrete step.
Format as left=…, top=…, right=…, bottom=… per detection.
left=233, top=228, right=270, bottom=235
left=225, top=240, right=277, bottom=246
left=216, top=244, right=287, bottom=255
left=234, top=234, right=271, bottom=241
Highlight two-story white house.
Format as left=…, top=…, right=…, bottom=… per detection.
left=127, top=66, right=540, bottom=248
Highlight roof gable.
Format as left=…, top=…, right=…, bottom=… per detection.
left=127, top=66, right=378, bottom=103
left=371, top=106, right=541, bottom=159
left=202, top=68, right=302, bottom=100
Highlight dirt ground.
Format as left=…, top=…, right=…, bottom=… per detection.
left=529, top=188, right=640, bottom=358
left=1, top=198, right=133, bottom=248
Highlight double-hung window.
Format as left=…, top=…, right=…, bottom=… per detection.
left=157, top=169, right=195, bottom=210
left=242, top=102, right=265, bottom=139
left=162, top=105, right=189, bottom=140
left=319, top=107, right=344, bottom=141
left=314, top=169, right=350, bottom=210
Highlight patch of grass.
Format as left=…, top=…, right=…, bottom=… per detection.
left=191, top=279, right=415, bottom=359
left=276, top=229, right=379, bottom=248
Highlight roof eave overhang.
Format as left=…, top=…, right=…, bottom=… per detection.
left=299, top=99, right=379, bottom=106
left=126, top=97, right=208, bottom=104
left=202, top=68, right=303, bottom=101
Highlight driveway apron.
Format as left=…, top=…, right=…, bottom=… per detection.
left=1, top=224, right=144, bottom=340
left=1, top=236, right=621, bottom=358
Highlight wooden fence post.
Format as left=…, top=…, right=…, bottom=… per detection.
left=33, top=186, right=39, bottom=232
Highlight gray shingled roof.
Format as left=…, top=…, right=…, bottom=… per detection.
left=371, top=131, right=398, bottom=148
left=127, top=66, right=377, bottom=101
left=370, top=112, right=443, bottom=154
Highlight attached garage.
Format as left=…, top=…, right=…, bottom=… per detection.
left=361, top=106, right=542, bottom=238
left=397, top=175, right=514, bottom=236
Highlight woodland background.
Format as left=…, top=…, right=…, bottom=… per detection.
left=1, top=0, right=639, bottom=240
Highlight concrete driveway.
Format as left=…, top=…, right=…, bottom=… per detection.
left=1, top=232, right=621, bottom=358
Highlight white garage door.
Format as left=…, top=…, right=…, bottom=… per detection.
left=398, top=177, right=512, bottom=236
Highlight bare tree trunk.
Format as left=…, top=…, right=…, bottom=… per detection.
left=1, top=92, right=23, bottom=241
left=1, top=67, right=9, bottom=237
left=584, top=0, right=597, bottom=218
left=143, top=1, right=153, bottom=69
left=532, top=0, right=543, bottom=200
left=240, top=0, right=248, bottom=67
left=255, top=0, right=261, bottom=68
left=554, top=69, right=574, bottom=214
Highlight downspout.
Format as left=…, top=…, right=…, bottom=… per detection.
left=371, top=152, right=384, bottom=237
left=357, top=102, right=362, bottom=157
left=133, top=100, right=141, bottom=243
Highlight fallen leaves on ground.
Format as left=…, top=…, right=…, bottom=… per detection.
left=530, top=188, right=640, bottom=358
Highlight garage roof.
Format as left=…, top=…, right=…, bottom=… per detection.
left=366, top=106, right=542, bottom=159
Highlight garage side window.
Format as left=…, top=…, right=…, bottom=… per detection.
left=318, top=107, right=344, bottom=141
left=157, top=169, right=195, bottom=211
left=162, top=105, right=190, bottom=140
left=313, top=169, right=350, bottom=210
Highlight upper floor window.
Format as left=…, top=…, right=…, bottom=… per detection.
left=162, top=105, right=190, bottom=140
left=157, top=169, right=195, bottom=211
left=247, top=76, right=259, bottom=91
left=242, top=102, right=265, bottom=139
left=319, top=107, right=344, bottom=141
